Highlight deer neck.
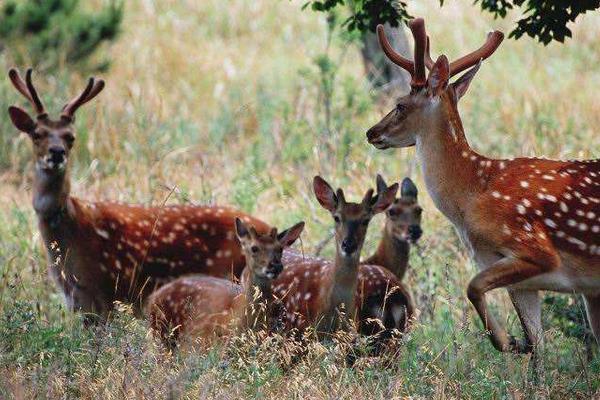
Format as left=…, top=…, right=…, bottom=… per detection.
left=366, top=222, right=410, bottom=280
left=33, top=164, right=72, bottom=227
left=240, top=267, right=277, bottom=331
left=415, top=99, right=485, bottom=224
left=324, top=247, right=360, bottom=329
left=32, top=164, right=79, bottom=301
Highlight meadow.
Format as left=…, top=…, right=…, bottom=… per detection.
left=0, top=0, right=599, bottom=398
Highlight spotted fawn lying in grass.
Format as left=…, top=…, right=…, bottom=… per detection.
left=358, top=175, right=420, bottom=339
left=364, top=174, right=423, bottom=280
left=272, top=176, right=414, bottom=340
left=146, top=218, right=304, bottom=348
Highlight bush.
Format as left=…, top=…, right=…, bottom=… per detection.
left=0, top=0, right=123, bottom=71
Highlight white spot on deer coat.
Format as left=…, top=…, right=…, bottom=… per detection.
left=96, top=228, right=110, bottom=239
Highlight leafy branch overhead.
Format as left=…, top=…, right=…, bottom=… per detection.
left=302, top=0, right=600, bottom=44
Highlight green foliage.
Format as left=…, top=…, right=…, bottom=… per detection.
left=543, top=294, right=592, bottom=343
left=301, top=0, right=600, bottom=44
left=295, top=12, right=371, bottom=170
left=476, top=0, right=600, bottom=44
left=0, top=0, right=123, bottom=70
left=302, top=0, right=411, bottom=32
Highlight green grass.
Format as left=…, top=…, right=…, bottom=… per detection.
left=1, top=0, right=599, bottom=398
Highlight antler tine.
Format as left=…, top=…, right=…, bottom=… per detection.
left=449, top=31, right=504, bottom=77
left=376, top=24, right=414, bottom=73
left=25, top=69, right=46, bottom=115
left=8, top=68, right=46, bottom=116
left=409, top=18, right=427, bottom=87
left=9, top=69, right=32, bottom=103
left=87, top=79, right=105, bottom=101
left=61, top=77, right=105, bottom=119
left=61, top=77, right=94, bottom=118
left=424, top=36, right=435, bottom=71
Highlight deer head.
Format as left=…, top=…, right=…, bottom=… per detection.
left=313, top=176, right=398, bottom=258
left=366, top=18, right=504, bottom=149
left=235, top=218, right=305, bottom=281
left=7, top=68, right=104, bottom=174
left=377, top=175, right=423, bottom=243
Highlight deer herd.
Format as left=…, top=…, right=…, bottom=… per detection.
left=6, top=17, right=599, bottom=360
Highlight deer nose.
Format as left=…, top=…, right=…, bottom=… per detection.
left=341, top=238, right=358, bottom=255
left=408, top=225, right=422, bottom=242
left=366, top=127, right=379, bottom=141
left=367, top=126, right=385, bottom=142
left=49, top=146, right=66, bottom=162
left=267, top=262, right=283, bottom=279
left=268, top=262, right=283, bottom=275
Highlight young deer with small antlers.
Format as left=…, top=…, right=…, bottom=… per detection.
left=364, top=175, right=423, bottom=280
left=147, top=218, right=304, bottom=348
left=366, top=18, right=600, bottom=353
left=273, top=176, right=414, bottom=338
left=7, top=69, right=270, bottom=320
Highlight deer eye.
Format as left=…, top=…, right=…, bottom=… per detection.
left=396, top=103, right=407, bottom=112
left=251, top=245, right=259, bottom=254
left=64, top=134, right=75, bottom=144
left=31, top=131, right=46, bottom=141
left=333, top=215, right=341, bottom=224
left=415, top=207, right=423, bottom=216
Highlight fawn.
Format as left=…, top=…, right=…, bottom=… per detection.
left=366, top=18, right=600, bottom=352
left=272, top=176, right=414, bottom=338
left=7, top=68, right=270, bottom=319
left=147, top=218, right=304, bottom=348
left=364, top=174, right=423, bottom=280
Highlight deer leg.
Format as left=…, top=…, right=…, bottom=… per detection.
left=507, top=289, right=543, bottom=352
left=582, top=293, right=600, bottom=346
left=467, top=257, right=547, bottom=353
left=508, top=288, right=544, bottom=384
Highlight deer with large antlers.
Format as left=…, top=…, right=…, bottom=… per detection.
left=272, top=176, right=414, bottom=338
left=7, top=69, right=271, bottom=320
left=366, top=18, right=600, bottom=353
left=147, top=218, right=305, bottom=348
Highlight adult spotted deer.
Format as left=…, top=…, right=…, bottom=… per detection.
left=7, top=68, right=270, bottom=319
left=273, top=176, right=414, bottom=338
left=366, top=18, right=600, bottom=353
left=147, top=218, right=304, bottom=348
left=364, top=175, right=423, bottom=280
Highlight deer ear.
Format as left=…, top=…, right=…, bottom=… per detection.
left=235, top=217, right=250, bottom=240
left=8, top=106, right=36, bottom=133
left=372, top=182, right=399, bottom=213
left=401, top=177, right=418, bottom=199
left=450, top=61, right=481, bottom=100
left=278, top=221, right=305, bottom=247
left=313, top=176, right=337, bottom=212
left=376, top=174, right=388, bottom=194
left=427, top=55, right=449, bottom=96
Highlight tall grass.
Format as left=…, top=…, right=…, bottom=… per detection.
left=0, top=0, right=599, bottom=398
